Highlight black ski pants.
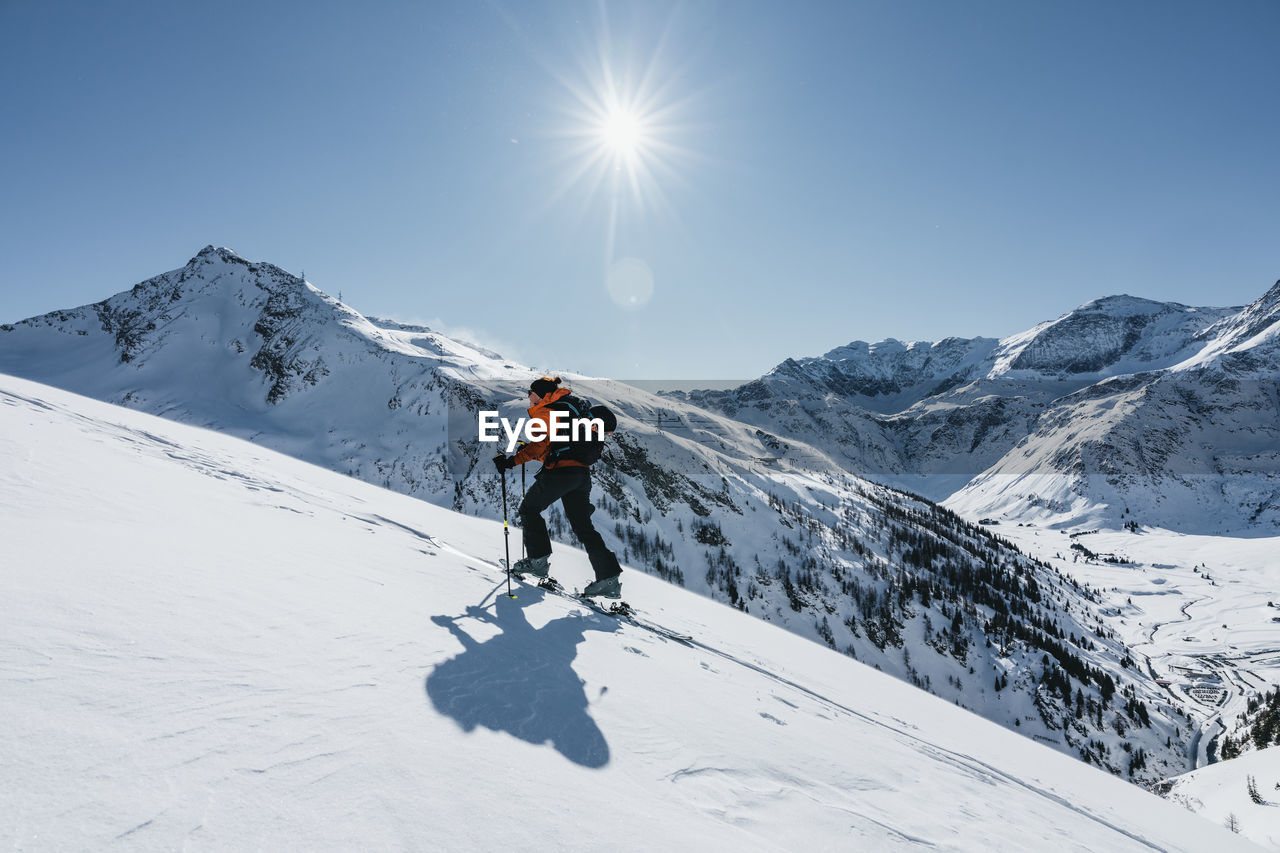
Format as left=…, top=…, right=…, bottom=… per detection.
left=518, top=466, right=622, bottom=582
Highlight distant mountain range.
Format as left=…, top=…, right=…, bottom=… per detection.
left=5, top=244, right=1271, bottom=782
left=673, top=283, right=1280, bottom=535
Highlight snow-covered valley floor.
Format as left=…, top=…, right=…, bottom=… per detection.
left=0, top=374, right=1257, bottom=851
left=990, top=523, right=1280, bottom=770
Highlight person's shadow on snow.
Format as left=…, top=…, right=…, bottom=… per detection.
left=426, top=586, right=619, bottom=769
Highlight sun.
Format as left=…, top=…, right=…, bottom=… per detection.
left=535, top=13, right=703, bottom=239
left=529, top=9, right=707, bottom=310
left=599, top=109, right=645, bottom=159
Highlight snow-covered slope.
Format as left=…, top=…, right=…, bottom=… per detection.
left=945, top=365, right=1280, bottom=534
left=1179, top=280, right=1280, bottom=371
left=0, top=247, right=1200, bottom=783
left=1161, top=747, right=1280, bottom=849
left=0, top=374, right=1256, bottom=851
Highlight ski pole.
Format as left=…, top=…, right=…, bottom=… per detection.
left=500, top=467, right=514, bottom=598
left=520, top=450, right=527, bottom=561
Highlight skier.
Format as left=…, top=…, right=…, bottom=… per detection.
left=493, top=376, right=623, bottom=598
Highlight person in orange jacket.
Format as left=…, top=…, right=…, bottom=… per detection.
left=494, top=376, right=623, bottom=598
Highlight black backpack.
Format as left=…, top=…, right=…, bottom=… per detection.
left=545, top=395, right=617, bottom=466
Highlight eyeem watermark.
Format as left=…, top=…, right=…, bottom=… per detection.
left=478, top=410, right=605, bottom=452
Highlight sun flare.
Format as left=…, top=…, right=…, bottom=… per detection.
left=541, top=18, right=702, bottom=229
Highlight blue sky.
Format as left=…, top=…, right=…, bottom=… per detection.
left=2, top=0, right=1276, bottom=379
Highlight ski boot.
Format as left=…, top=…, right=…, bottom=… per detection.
left=509, top=555, right=550, bottom=578
left=582, top=574, right=622, bottom=599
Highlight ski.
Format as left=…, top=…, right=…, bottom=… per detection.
left=575, top=596, right=694, bottom=645
left=499, top=559, right=693, bottom=645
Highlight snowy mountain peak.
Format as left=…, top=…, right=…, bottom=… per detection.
left=0, top=248, right=443, bottom=429
left=188, top=243, right=310, bottom=289
left=819, top=339, right=873, bottom=360
left=867, top=336, right=909, bottom=354
left=744, top=336, right=1004, bottom=413
left=993, top=294, right=1231, bottom=377
left=1074, top=294, right=1189, bottom=317
left=194, top=243, right=238, bottom=260
left=186, top=244, right=294, bottom=281
left=1173, top=278, right=1280, bottom=371
left=1229, top=277, right=1280, bottom=339
left=820, top=335, right=1003, bottom=365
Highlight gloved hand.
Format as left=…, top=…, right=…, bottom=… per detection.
left=493, top=454, right=515, bottom=472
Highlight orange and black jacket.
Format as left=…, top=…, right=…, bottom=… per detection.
left=509, top=386, right=589, bottom=469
